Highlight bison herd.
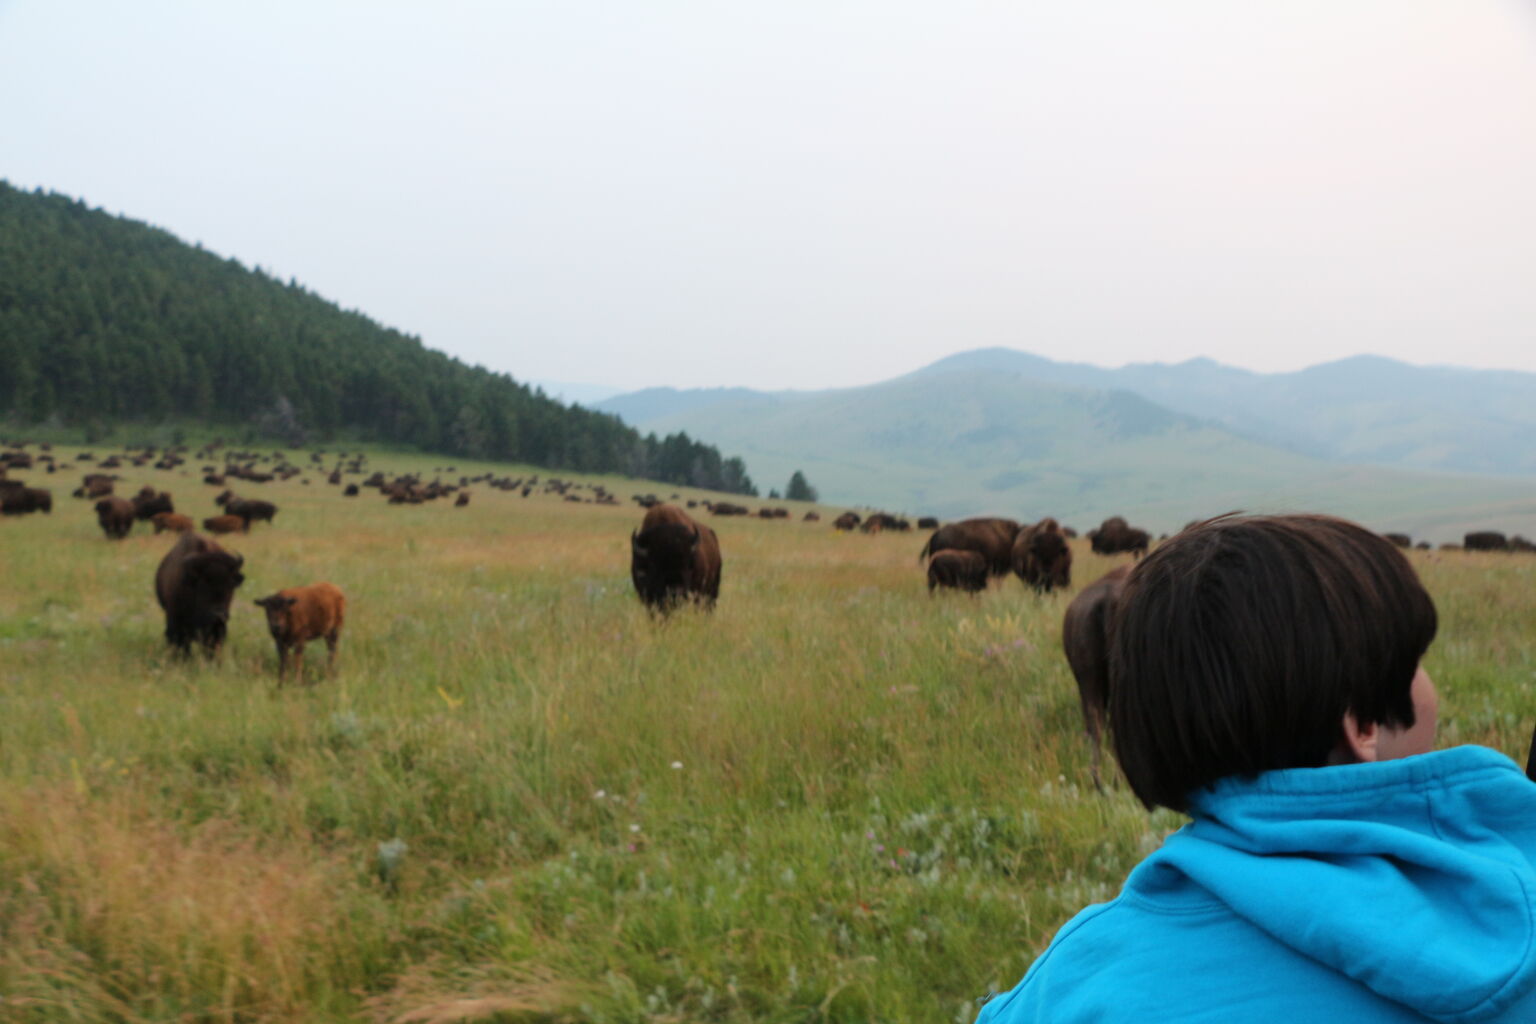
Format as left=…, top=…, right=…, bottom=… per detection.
left=2, top=441, right=364, bottom=682
left=6, top=436, right=1536, bottom=741
left=919, top=516, right=1077, bottom=594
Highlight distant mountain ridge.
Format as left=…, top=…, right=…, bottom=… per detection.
left=594, top=349, right=1536, bottom=538
left=909, top=349, right=1536, bottom=474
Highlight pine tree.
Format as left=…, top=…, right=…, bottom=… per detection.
left=785, top=470, right=818, bottom=502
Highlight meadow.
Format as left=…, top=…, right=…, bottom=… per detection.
left=2, top=447, right=1535, bottom=1023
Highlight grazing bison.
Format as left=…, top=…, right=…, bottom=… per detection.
left=919, top=517, right=1020, bottom=578
left=455, top=491, right=470, bottom=507
left=1465, top=531, right=1508, bottom=552
left=226, top=498, right=277, bottom=528
left=202, top=514, right=247, bottom=534
left=927, top=549, right=988, bottom=594
left=75, top=474, right=114, bottom=499
left=1383, top=532, right=1412, bottom=549
left=95, top=496, right=136, bottom=539
left=802, top=511, right=820, bottom=522
left=860, top=512, right=910, bottom=533
left=0, top=486, right=51, bottom=515
left=1062, top=564, right=1132, bottom=791
left=1088, top=516, right=1151, bottom=557
left=152, top=512, right=196, bottom=534
left=343, top=483, right=360, bottom=497
left=832, top=512, right=861, bottom=531
left=254, top=582, right=346, bottom=685
left=132, top=490, right=174, bottom=520
left=155, top=532, right=246, bottom=655
left=1012, top=517, right=1072, bottom=593
left=630, top=504, right=722, bottom=613
left=917, top=516, right=940, bottom=530
left=1511, top=535, right=1536, bottom=554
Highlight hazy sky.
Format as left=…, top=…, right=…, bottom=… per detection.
left=3, top=1, right=1534, bottom=392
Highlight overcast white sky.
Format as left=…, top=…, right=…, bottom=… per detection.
left=3, top=1, right=1534, bottom=392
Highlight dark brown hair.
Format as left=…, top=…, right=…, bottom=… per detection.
left=1108, top=514, right=1437, bottom=812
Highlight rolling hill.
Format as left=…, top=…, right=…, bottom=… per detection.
left=0, top=181, right=757, bottom=495
left=598, top=356, right=1536, bottom=540
left=909, top=349, right=1536, bottom=475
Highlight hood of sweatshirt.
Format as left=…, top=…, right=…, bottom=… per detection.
left=1128, top=745, right=1536, bottom=1023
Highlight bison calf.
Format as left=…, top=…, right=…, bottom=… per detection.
left=203, top=514, right=247, bottom=534
left=254, top=582, right=346, bottom=685
left=152, top=511, right=195, bottom=534
left=927, top=549, right=988, bottom=594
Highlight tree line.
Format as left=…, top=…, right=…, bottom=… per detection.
left=0, top=182, right=756, bottom=495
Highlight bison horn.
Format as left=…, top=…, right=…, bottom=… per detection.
left=631, top=529, right=647, bottom=557
left=689, top=526, right=700, bottom=549
left=232, top=554, right=244, bottom=569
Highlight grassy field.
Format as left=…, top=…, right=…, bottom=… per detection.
left=2, top=447, right=1535, bottom=1023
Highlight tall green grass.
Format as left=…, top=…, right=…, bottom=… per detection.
left=2, top=449, right=1533, bottom=1022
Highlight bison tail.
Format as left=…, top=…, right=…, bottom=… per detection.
left=918, top=537, right=932, bottom=564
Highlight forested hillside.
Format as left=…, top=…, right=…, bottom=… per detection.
left=0, top=182, right=756, bottom=494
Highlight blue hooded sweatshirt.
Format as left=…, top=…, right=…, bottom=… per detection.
left=977, top=746, right=1536, bottom=1023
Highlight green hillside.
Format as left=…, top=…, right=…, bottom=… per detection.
left=606, top=369, right=1536, bottom=540
left=0, top=182, right=756, bottom=494
left=913, top=348, right=1536, bottom=476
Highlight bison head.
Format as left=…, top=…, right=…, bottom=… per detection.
left=631, top=524, right=701, bottom=610
left=254, top=593, right=297, bottom=636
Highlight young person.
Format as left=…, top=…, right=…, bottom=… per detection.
left=979, top=514, right=1536, bottom=1022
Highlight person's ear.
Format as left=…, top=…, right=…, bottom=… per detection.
left=1334, top=711, right=1381, bottom=765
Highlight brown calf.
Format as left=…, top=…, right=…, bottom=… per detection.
left=253, top=582, right=346, bottom=685
left=203, top=514, right=247, bottom=534
left=152, top=512, right=196, bottom=534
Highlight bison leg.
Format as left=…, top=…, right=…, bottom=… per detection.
left=1078, top=693, right=1107, bottom=794
left=325, top=631, right=339, bottom=674
left=274, top=640, right=289, bottom=685
left=293, top=643, right=309, bottom=686
left=166, top=623, right=194, bottom=657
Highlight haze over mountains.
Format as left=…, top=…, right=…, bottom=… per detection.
left=597, top=350, right=1536, bottom=539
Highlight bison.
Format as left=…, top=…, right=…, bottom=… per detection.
left=76, top=474, right=114, bottom=499
left=1465, top=531, right=1508, bottom=552
left=95, top=496, right=136, bottom=539
left=919, top=517, right=1020, bottom=578
left=226, top=498, right=277, bottom=528
left=455, top=491, right=470, bottom=507
left=1383, top=532, right=1412, bottom=549
left=630, top=504, right=722, bottom=613
left=151, top=512, right=196, bottom=534
left=832, top=512, right=861, bottom=531
left=1061, top=564, right=1132, bottom=791
left=0, top=486, right=51, bottom=515
left=253, top=582, right=346, bottom=685
left=861, top=512, right=910, bottom=533
left=155, top=532, right=246, bottom=655
left=1012, top=517, right=1072, bottom=593
left=132, top=490, right=174, bottom=521
left=1088, top=516, right=1151, bottom=557
left=917, top=516, right=940, bottom=530
left=927, top=549, right=988, bottom=594
left=202, top=514, right=247, bottom=534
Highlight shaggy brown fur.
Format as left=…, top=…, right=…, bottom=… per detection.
left=254, top=583, right=347, bottom=685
